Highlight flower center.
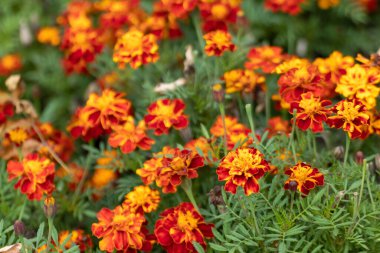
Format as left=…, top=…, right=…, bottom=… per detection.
left=338, top=103, right=360, bottom=122
left=292, top=166, right=313, bottom=184
left=177, top=211, right=198, bottom=231
left=299, top=98, right=321, bottom=114
left=24, top=160, right=45, bottom=174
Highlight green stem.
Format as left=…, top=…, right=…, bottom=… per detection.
left=245, top=104, right=260, bottom=145
left=181, top=178, right=200, bottom=212
left=343, top=134, right=350, bottom=168
left=218, top=102, right=228, bottom=156
left=18, top=196, right=27, bottom=220
left=312, top=132, right=318, bottom=160
left=366, top=169, right=375, bottom=212
left=357, top=159, right=367, bottom=215
left=46, top=218, right=53, bottom=252
left=288, top=109, right=297, bottom=163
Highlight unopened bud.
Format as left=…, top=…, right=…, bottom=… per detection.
left=333, top=146, right=344, bottom=160
left=289, top=180, right=298, bottom=192
left=208, top=185, right=224, bottom=206
left=374, top=154, right=380, bottom=171
left=355, top=151, right=364, bottom=165
left=212, top=84, right=225, bottom=103
left=14, top=220, right=25, bottom=236
left=43, top=196, right=57, bottom=218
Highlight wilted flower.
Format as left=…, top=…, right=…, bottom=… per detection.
left=123, top=185, right=160, bottom=214
left=7, top=154, right=55, bottom=200
left=203, top=30, right=236, bottom=56
left=284, top=162, right=324, bottom=195
left=217, top=148, right=271, bottom=195
left=144, top=98, right=189, bottom=135
left=14, top=220, right=25, bottom=237
left=155, top=202, right=214, bottom=253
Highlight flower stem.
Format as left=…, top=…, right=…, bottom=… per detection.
left=18, top=196, right=27, bottom=220
left=312, top=132, right=318, bottom=160
left=46, top=218, right=54, bottom=252
left=288, top=109, right=297, bottom=164
left=357, top=159, right=367, bottom=213
left=218, top=102, right=228, bottom=156
left=343, top=134, right=350, bottom=168
left=181, top=178, right=200, bottom=212
left=245, top=104, right=260, bottom=145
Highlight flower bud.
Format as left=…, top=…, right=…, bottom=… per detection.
left=355, top=151, right=364, bottom=165
left=208, top=185, right=224, bottom=206
left=333, top=146, right=344, bottom=160
left=212, top=84, right=225, bottom=103
left=43, top=196, right=57, bottom=218
left=288, top=180, right=298, bottom=192
left=13, top=220, right=25, bottom=236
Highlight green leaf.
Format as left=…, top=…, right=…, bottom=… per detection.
left=209, top=243, right=228, bottom=251
left=192, top=241, right=205, bottom=253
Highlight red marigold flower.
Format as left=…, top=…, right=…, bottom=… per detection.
left=7, top=153, right=55, bottom=200
left=113, top=30, right=159, bottom=69
left=245, top=46, right=285, bottom=73
left=92, top=205, right=153, bottom=252
left=327, top=98, right=370, bottom=139
left=203, top=30, right=236, bottom=57
left=144, top=98, right=189, bottom=135
left=0, top=102, right=14, bottom=125
left=266, top=116, right=291, bottom=137
left=109, top=117, right=155, bottom=154
left=83, top=89, right=132, bottom=131
left=290, top=92, right=332, bottom=132
left=0, top=54, right=22, bottom=76
left=161, top=0, right=198, bottom=18
left=67, top=107, right=104, bottom=141
left=223, top=69, right=266, bottom=94
left=217, top=148, right=271, bottom=195
left=123, top=185, right=160, bottom=214
left=264, top=0, right=306, bottom=15
left=59, top=229, right=93, bottom=252
left=284, top=162, right=324, bottom=195
left=155, top=202, right=214, bottom=253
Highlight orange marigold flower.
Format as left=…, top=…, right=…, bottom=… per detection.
left=0, top=54, right=22, bottom=76
left=59, top=230, right=93, bottom=252
left=37, top=27, right=61, bottom=46
left=144, top=98, right=189, bottom=135
left=317, top=0, right=340, bottom=9
left=6, top=127, right=28, bottom=146
left=366, top=111, right=380, bottom=136
left=313, top=51, right=354, bottom=83
left=161, top=0, right=198, bottom=18
left=223, top=69, right=266, bottom=94
left=123, top=185, right=160, bottom=214
left=113, top=30, right=159, bottom=69
left=266, top=116, right=291, bottom=137
left=264, top=0, right=306, bottom=15
left=0, top=102, right=14, bottom=125
left=7, top=153, right=55, bottom=200
left=83, top=89, right=132, bottom=131
left=92, top=205, right=153, bottom=252
left=155, top=202, right=214, bottom=253
left=90, top=151, right=119, bottom=190
left=284, top=162, right=324, bottom=195
left=109, top=117, right=154, bottom=154
left=137, top=157, right=163, bottom=185
left=327, top=98, right=370, bottom=139
left=275, top=57, right=310, bottom=74
left=290, top=92, right=332, bottom=132
left=245, top=46, right=285, bottom=73
left=217, top=148, right=270, bottom=195
left=203, top=30, right=236, bottom=57
left=336, top=64, right=380, bottom=109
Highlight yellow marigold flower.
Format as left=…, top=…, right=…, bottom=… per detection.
left=223, top=69, right=265, bottom=94
left=336, top=64, right=380, bottom=109
left=313, top=51, right=354, bottom=82
left=37, top=27, right=61, bottom=46
left=6, top=127, right=28, bottom=146
left=203, top=30, right=236, bottom=57
left=317, top=0, right=340, bottom=9
left=113, top=30, right=159, bottom=69
left=275, top=57, right=310, bottom=74
left=123, top=185, right=160, bottom=213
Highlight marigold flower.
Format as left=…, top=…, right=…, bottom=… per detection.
left=223, top=69, right=265, bottom=94
left=356, top=51, right=380, bottom=68
left=83, top=89, right=132, bottom=131
left=89, top=151, right=119, bottom=190
left=217, top=148, right=271, bottom=195
left=155, top=202, right=214, bottom=253
left=144, top=98, right=189, bottom=135
left=284, top=162, right=324, bottom=195
left=366, top=111, right=380, bottom=136
left=37, top=27, right=61, bottom=46
left=7, top=154, right=55, bottom=200
left=161, top=0, right=198, bottom=18
left=0, top=54, right=22, bottom=76
left=92, top=205, right=153, bottom=252
left=290, top=92, right=332, bottom=132
left=264, top=0, right=306, bottom=15
left=113, top=30, right=159, bottom=69
left=275, top=57, right=310, bottom=74
left=123, top=185, right=160, bottom=214
left=109, top=117, right=154, bottom=154
left=245, top=46, right=285, bottom=73
left=185, top=137, right=216, bottom=162
left=203, top=30, right=236, bottom=56
left=266, top=116, right=291, bottom=137
left=6, top=127, right=28, bottom=146
left=313, top=51, right=354, bottom=83
left=327, top=98, right=370, bottom=139
left=336, top=64, right=380, bottom=109
left=0, top=102, right=14, bottom=125
left=59, top=230, right=93, bottom=252
left=356, top=0, right=378, bottom=12
left=317, top=0, right=340, bottom=9
left=136, top=157, right=164, bottom=185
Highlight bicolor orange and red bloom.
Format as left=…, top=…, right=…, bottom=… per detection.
left=155, top=202, right=214, bottom=253
left=264, top=0, right=306, bottom=15
left=7, top=153, right=55, bottom=200
left=144, top=98, right=189, bottom=135
left=313, top=51, right=354, bottom=83
left=245, top=46, right=285, bottom=73
left=266, top=116, right=291, bottom=137
left=108, top=117, right=154, bottom=154
left=92, top=205, right=153, bottom=252
left=123, top=185, right=160, bottom=214
left=223, top=69, right=265, bottom=94
left=37, top=27, right=61, bottom=46
left=0, top=102, right=14, bottom=125
left=290, top=92, right=332, bottom=132
left=284, top=162, right=324, bottom=195
left=113, top=30, right=159, bottom=69
left=83, top=89, right=132, bottom=131
left=0, top=54, right=22, bottom=76
left=67, top=107, right=104, bottom=141
left=203, top=30, right=236, bottom=57
left=217, top=148, right=271, bottom=195
left=161, top=0, right=198, bottom=18
left=327, top=98, right=370, bottom=139
left=136, top=157, right=164, bottom=186
left=6, top=127, right=29, bottom=146
left=59, top=230, right=93, bottom=252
